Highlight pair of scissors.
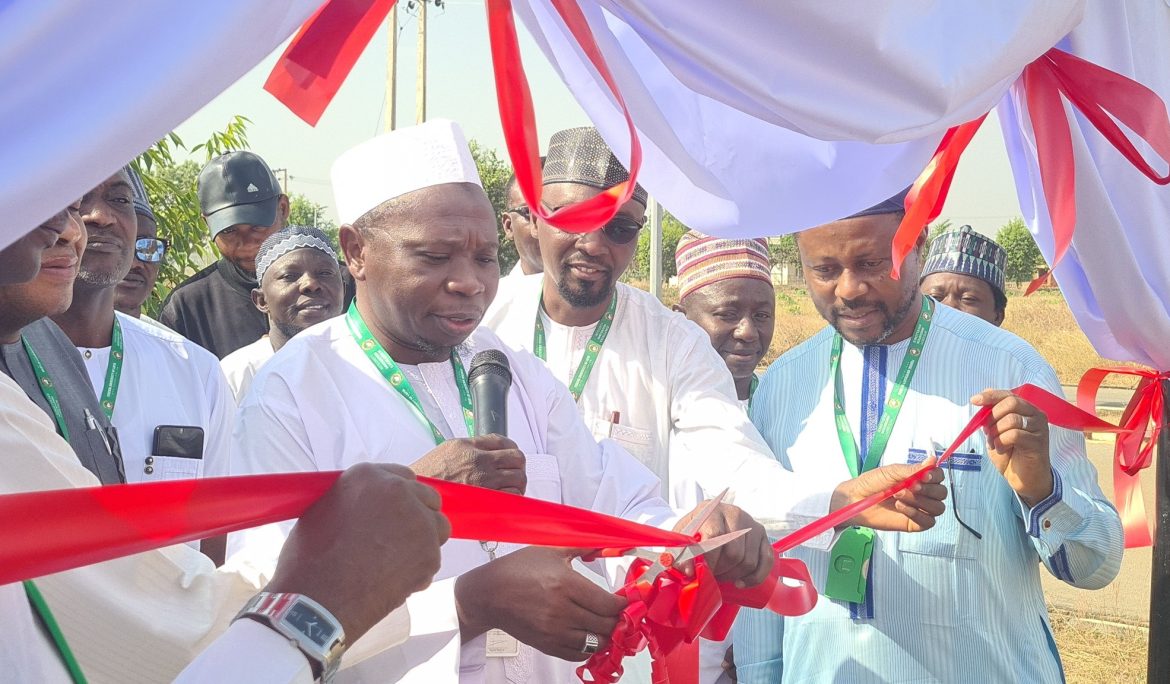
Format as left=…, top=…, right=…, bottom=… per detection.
left=589, top=489, right=748, bottom=577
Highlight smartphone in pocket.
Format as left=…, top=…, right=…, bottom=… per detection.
left=152, top=425, right=205, bottom=459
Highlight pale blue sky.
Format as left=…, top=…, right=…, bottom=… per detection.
left=176, top=3, right=1022, bottom=234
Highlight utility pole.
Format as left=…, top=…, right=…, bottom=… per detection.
left=1150, top=384, right=1170, bottom=683
left=273, top=168, right=289, bottom=193
left=385, top=5, right=397, bottom=132
left=649, top=197, right=663, bottom=300
left=415, top=0, right=427, bottom=124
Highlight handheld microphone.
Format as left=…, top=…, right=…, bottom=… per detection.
left=468, top=350, right=512, bottom=437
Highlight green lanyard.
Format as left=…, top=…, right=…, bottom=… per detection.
left=22, top=337, right=70, bottom=440
left=345, top=302, right=474, bottom=445
left=747, top=374, right=759, bottom=410
left=97, top=317, right=124, bottom=419
left=23, top=580, right=87, bottom=683
left=829, top=297, right=933, bottom=477
left=533, top=293, right=617, bottom=402
left=824, top=297, right=933, bottom=605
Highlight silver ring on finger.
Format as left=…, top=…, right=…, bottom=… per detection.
left=1021, top=416, right=1030, bottom=432
left=581, top=632, right=600, bottom=655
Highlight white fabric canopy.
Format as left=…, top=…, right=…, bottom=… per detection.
left=0, top=0, right=319, bottom=251
left=1000, top=0, right=1170, bottom=368
left=513, top=0, right=1084, bottom=235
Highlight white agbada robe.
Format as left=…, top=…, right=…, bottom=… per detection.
left=229, top=316, right=677, bottom=684
left=0, top=372, right=410, bottom=683
left=76, top=312, right=234, bottom=482
left=220, top=335, right=275, bottom=403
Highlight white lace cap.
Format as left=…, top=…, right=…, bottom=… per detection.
left=331, top=119, right=483, bottom=225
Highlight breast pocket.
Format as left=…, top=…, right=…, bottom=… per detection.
left=896, top=448, right=987, bottom=561
left=591, top=418, right=655, bottom=470
left=147, top=425, right=205, bottom=481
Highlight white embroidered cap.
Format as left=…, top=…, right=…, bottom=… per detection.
left=331, top=119, right=483, bottom=225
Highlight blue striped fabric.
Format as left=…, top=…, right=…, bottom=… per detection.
left=736, top=303, right=1122, bottom=683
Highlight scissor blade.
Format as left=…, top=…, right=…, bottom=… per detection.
left=673, top=528, right=750, bottom=565
left=678, top=488, right=730, bottom=539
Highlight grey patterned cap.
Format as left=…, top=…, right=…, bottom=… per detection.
left=542, top=127, right=647, bottom=206
left=124, top=166, right=156, bottom=224
left=920, top=224, right=1007, bottom=296
left=255, top=225, right=339, bottom=285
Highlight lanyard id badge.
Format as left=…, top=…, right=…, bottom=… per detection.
left=822, top=297, right=933, bottom=604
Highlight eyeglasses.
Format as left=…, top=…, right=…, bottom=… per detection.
left=537, top=204, right=645, bottom=245
left=134, top=237, right=168, bottom=263
left=506, top=206, right=531, bottom=222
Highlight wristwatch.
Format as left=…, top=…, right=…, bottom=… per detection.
left=235, top=592, right=346, bottom=682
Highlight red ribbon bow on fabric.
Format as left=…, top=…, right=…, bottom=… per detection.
left=1077, top=366, right=1169, bottom=548
left=891, top=48, right=1170, bottom=291
left=266, top=0, right=639, bottom=234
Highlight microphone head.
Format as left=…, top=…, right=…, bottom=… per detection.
left=468, top=349, right=512, bottom=386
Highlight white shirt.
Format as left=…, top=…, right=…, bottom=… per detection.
left=0, top=372, right=410, bottom=683
left=229, top=316, right=676, bottom=684
left=735, top=303, right=1124, bottom=683
left=0, top=581, right=71, bottom=683
left=76, top=312, right=234, bottom=482
left=484, top=274, right=836, bottom=540
left=221, top=336, right=276, bottom=403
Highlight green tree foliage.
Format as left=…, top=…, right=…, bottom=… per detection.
left=626, top=211, right=688, bottom=283
left=996, top=217, right=1045, bottom=285
left=288, top=193, right=340, bottom=248
left=467, top=140, right=516, bottom=272
left=769, top=234, right=799, bottom=265
left=133, top=116, right=252, bottom=315
left=922, top=218, right=953, bottom=258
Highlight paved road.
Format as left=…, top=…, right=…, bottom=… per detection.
left=1060, top=384, right=1135, bottom=412
left=1041, top=436, right=1154, bottom=625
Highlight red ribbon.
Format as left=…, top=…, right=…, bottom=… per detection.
left=0, top=474, right=696, bottom=586
left=1077, top=366, right=1169, bottom=548
left=0, top=383, right=1128, bottom=683
left=264, top=0, right=399, bottom=127
left=485, top=0, right=642, bottom=233
left=1021, top=49, right=1170, bottom=295
left=895, top=48, right=1170, bottom=293
left=891, top=114, right=988, bottom=281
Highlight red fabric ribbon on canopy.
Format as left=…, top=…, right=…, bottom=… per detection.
left=894, top=48, right=1170, bottom=291
left=1077, top=367, right=1170, bottom=548
left=264, top=0, right=399, bottom=127
left=264, top=0, right=639, bottom=233
left=486, top=0, right=642, bottom=233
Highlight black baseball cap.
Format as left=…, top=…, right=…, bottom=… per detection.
left=198, top=151, right=283, bottom=237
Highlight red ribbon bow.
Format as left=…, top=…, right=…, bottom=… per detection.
left=892, top=47, right=1170, bottom=290
left=1077, top=366, right=1169, bottom=548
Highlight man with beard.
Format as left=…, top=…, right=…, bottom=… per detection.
left=221, top=225, right=345, bottom=402
left=0, top=205, right=452, bottom=683
left=732, top=192, right=1123, bottom=683
left=51, top=167, right=235, bottom=560
left=227, top=120, right=937, bottom=684
left=160, top=151, right=288, bottom=358
left=673, top=231, right=775, bottom=409
left=114, top=168, right=169, bottom=327
left=0, top=199, right=126, bottom=484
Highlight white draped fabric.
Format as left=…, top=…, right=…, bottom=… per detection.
left=0, top=0, right=319, bottom=250
left=999, top=0, right=1170, bottom=368
left=512, top=0, right=1084, bottom=235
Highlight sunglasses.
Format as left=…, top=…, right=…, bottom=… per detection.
left=536, top=204, right=645, bottom=245
left=134, top=237, right=168, bottom=263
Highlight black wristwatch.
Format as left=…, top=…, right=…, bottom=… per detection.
left=235, top=592, right=346, bottom=682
